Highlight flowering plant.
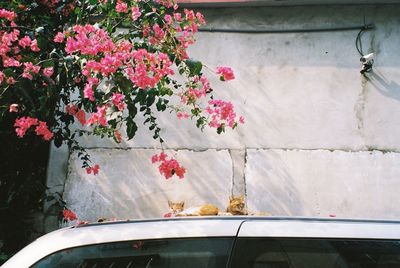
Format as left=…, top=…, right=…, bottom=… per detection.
left=0, top=0, right=243, bottom=179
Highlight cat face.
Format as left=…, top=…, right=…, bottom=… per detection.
left=228, top=195, right=245, bottom=212
left=168, top=200, right=185, bottom=213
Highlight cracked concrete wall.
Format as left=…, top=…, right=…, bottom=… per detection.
left=48, top=4, right=400, bottom=223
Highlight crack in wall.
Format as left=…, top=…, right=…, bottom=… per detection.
left=243, top=149, right=248, bottom=210
left=228, top=149, right=235, bottom=197
left=354, top=76, right=367, bottom=143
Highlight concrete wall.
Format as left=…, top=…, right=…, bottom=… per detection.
left=48, top=4, right=400, bottom=223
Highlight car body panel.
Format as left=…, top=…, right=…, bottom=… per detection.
left=4, top=216, right=400, bottom=267
left=238, top=217, right=400, bottom=239
left=2, top=218, right=243, bottom=268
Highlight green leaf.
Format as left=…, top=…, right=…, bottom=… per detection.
left=126, top=118, right=138, bottom=140
left=115, top=75, right=131, bottom=92
left=54, top=134, right=63, bottom=148
left=42, top=59, right=54, bottom=68
left=37, top=36, right=48, bottom=51
left=127, top=102, right=137, bottom=118
left=135, top=89, right=147, bottom=104
left=146, top=93, right=156, bottom=107
left=185, top=58, right=203, bottom=76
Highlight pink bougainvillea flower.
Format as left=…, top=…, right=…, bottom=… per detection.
left=35, top=121, right=54, bottom=141
left=53, top=32, right=64, bottom=43
left=6, top=77, right=16, bottom=85
left=114, top=130, right=122, bottom=143
left=0, top=8, right=17, bottom=21
left=9, top=104, right=18, bottom=112
left=43, top=67, right=54, bottom=77
left=116, top=1, right=128, bottom=13
left=164, top=212, right=173, bottom=218
left=18, top=36, right=32, bottom=48
left=66, top=104, right=78, bottom=115
left=151, top=152, right=185, bottom=179
left=63, top=209, right=78, bottom=221
left=76, top=220, right=89, bottom=226
left=131, top=6, right=141, bottom=21
left=30, top=39, right=40, bottom=52
left=22, top=62, right=40, bottom=80
left=14, top=116, right=38, bottom=138
left=92, top=164, right=100, bottom=175
left=86, top=164, right=100, bottom=175
left=216, top=66, right=235, bottom=81
left=151, top=154, right=159, bottom=163
left=86, top=105, right=108, bottom=126
left=75, top=109, right=86, bottom=125
left=206, top=99, right=242, bottom=130
left=111, top=93, right=125, bottom=111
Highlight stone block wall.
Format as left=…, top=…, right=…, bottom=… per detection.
left=47, top=4, right=400, bottom=225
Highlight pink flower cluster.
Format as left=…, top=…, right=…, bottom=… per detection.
left=116, top=1, right=128, bottom=13
left=86, top=164, right=100, bottom=175
left=63, top=208, right=78, bottom=221
left=14, top=116, right=54, bottom=141
left=0, top=8, right=16, bottom=21
left=216, top=66, right=235, bottom=81
left=65, top=25, right=114, bottom=56
left=112, top=93, right=125, bottom=111
left=125, top=49, right=174, bottom=89
left=35, top=121, right=54, bottom=141
left=170, top=10, right=206, bottom=60
left=83, top=77, right=99, bottom=101
left=180, top=75, right=210, bottom=105
left=0, top=9, right=44, bottom=86
left=86, top=105, right=108, bottom=126
left=151, top=152, right=186, bottom=179
left=131, top=7, right=141, bottom=21
left=206, top=100, right=244, bottom=129
left=66, top=104, right=86, bottom=125
left=22, top=62, right=41, bottom=80
left=43, top=67, right=54, bottom=77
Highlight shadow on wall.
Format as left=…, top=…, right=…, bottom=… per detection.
left=246, top=150, right=305, bottom=216
left=368, top=70, right=400, bottom=102
left=63, top=149, right=233, bottom=222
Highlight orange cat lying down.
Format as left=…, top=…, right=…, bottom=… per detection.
left=166, top=201, right=219, bottom=216
left=166, top=196, right=271, bottom=217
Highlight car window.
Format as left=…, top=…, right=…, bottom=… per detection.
left=32, top=237, right=234, bottom=268
left=230, top=238, right=400, bottom=268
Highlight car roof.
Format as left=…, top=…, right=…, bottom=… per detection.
left=4, top=216, right=400, bottom=268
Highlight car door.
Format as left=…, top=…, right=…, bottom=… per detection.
left=2, top=218, right=243, bottom=268
left=228, top=219, right=400, bottom=268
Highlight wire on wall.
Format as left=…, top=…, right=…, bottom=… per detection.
left=198, top=24, right=374, bottom=34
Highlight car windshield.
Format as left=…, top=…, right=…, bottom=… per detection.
left=32, top=237, right=234, bottom=268
left=230, top=238, right=400, bottom=268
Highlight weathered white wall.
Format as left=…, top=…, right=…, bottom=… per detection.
left=49, top=4, right=400, bottom=223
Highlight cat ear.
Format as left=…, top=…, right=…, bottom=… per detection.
left=181, top=201, right=185, bottom=207
left=168, top=200, right=172, bottom=207
left=229, top=196, right=233, bottom=201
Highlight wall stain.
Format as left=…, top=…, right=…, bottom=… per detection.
left=354, top=76, right=367, bottom=146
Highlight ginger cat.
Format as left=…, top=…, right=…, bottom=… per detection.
left=167, top=200, right=219, bottom=216
left=166, top=196, right=271, bottom=217
left=225, top=195, right=272, bottom=216
left=226, top=195, right=248, bottom=215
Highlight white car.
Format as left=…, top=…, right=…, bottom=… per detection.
left=3, top=216, right=400, bottom=267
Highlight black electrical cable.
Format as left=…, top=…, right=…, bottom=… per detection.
left=198, top=24, right=374, bottom=34
left=356, top=29, right=364, bottom=56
